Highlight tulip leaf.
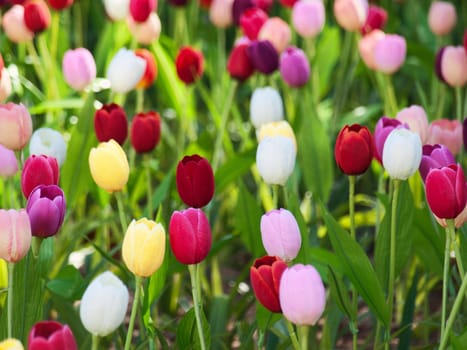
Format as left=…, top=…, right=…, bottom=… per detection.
left=176, top=307, right=211, bottom=350
left=46, top=265, right=85, bottom=301
left=214, top=148, right=256, bottom=194
left=315, top=26, right=341, bottom=98
left=327, top=267, right=355, bottom=323
left=322, top=205, right=390, bottom=327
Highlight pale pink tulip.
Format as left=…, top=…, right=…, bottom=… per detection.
left=0, top=103, right=33, bottom=151
left=333, top=0, right=368, bottom=32
left=127, top=12, right=161, bottom=45
left=292, top=0, right=325, bottom=38
left=428, top=1, right=456, bottom=36
left=0, top=144, right=18, bottom=178
left=396, top=105, right=429, bottom=144
left=0, top=68, right=12, bottom=102
left=209, top=0, right=234, bottom=28
left=0, top=209, right=32, bottom=263
left=428, top=119, right=463, bottom=156
left=440, top=46, right=467, bottom=87
left=258, top=17, right=291, bottom=53
left=2, top=5, right=34, bottom=43
left=358, top=29, right=385, bottom=70
left=62, top=48, right=96, bottom=91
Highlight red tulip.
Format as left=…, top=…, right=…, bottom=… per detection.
left=240, top=7, right=268, bottom=40
left=425, top=164, right=466, bottom=219
left=135, top=48, right=157, bottom=89
left=47, top=0, right=73, bottom=10
left=250, top=255, right=287, bottom=313
left=129, top=0, right=157, bottom=22
left=169, top=208, right=212, bottom=264
left=28, top=321, right=77, bottom=350
left=94, top=103, right=128, bottom=145
left=21, top=154, right=59, bottom=199
left=176, top=154, right=215, bottom=208
left=360, top=5, right=387, bottom=35
left=278, top=0, right=297, bottom=7
left=130, top=111, right=161, bottom=153
left=227, top=41, right=254, bottom=81
left=175, top=46, right=204, bottom=84
left=24, top=0, right=51, bottom=33
left=334, top=124, right=374, bottom=175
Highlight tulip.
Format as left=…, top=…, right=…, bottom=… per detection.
left=26, top=185, right=65, bottom=238
left=257, top=120, right=296, bottom=150
left=94, top=103, right=128, bottom=145
left=373, top=34, right=406, bottom=74
left=103, top=0, right=130, bottom=21
left=395, top=105, right=429, bottom=144
left=382, top=128, right=422, bottom=180
left=48, top=0, right=73, bottom=10
left=106, top=48, right=146, bottom=94
left=464, top=117, right=467, bottom=151
left=23, top=0, right=51, bottom=33
left=333, top=0, right=368, bottom=32
left=199, top=0, right=212, bottom=7
left=279, top=46, right=310, bottom=87
left=89, top=140, right=129, bottom=193
left=419, top=144, right=455, bottom=182
left=256, top=135, right=296, bottom=185
left=129, top=0, right=156, bottom=22
left=232, top=0, right=254, bottom=25
left=227, top=41, right=255, bottom=81
left=250, top=86, right=284, bottom=129
left=428, top=119, right=463, bottom=156
left=0, top=339, right=24, bottom=350
left=252, top=0, right=272, bottom=12
left=435, top=202, right=467, bottom=229
left=169, top=208, right=212, bottom=265
left=358, top=29, right=386, bottom=70
left=334, top=124, right=374, bottom=175
left=28, top=321, right=77, bottom=350
left=127, top=12, right=161, bottom=45
left=247, top=40, right=279, bottom=75
left=258, top=17, right=291, bottom=53
left=250, top=256, right=287, bottom=312
left=209, top=0, right=234, bottom=28
left=0, top=103, right=33, bottom=151
left=0, top=209, right=31, bottom=263
left=175, top=46, right=204, bottom=85
left=373, top=116, right=407, bottom=163
left=0, top=68, right=12, bottom=102
left=176, top=154, right=215, bottom=208
left=428, top=1, right=456, bottom=36
left=21, top=155, right=59, bottom=199
left=122, top=218, right=166, bottom=277
left=62, top=48, right=96, bottom=91
left=436, top=46, right=467, bottom=87
left=169, top=0, right=188, bottom=5
left=360, top=5, right=387, bottom=35
left=0, top=144, right=18, bottom=178
left=464, top=30, right=467, bottom=54
left=292, top=0, right=325, bottom=38
left=279, top=0, right=297, bottom=7
left=135, top=48, right=157, bottom=88
left=130, top=111, right=161, bottom=153
left=29, top=127, right=68, bottom=166
left=260, top=208, right=301, bottom=261
left=79, top=271, right=129, bottom=336
left=239, top=7, right=268, bottom=40
left=279, top=264, right=326, bottom=325
left=2, top=5, right=34, bottom=43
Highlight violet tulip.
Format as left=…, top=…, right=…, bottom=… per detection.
left=395, top=105, right=429, bottom=144
left=0, top=103, right=33, bottom=151
left=0, top=144, right=18, bottom=178
left=247, top=40, right=279, bottom=75
left=129, top=0, right=156, bottom=22
left=175, top=46, right=204, bottom=85
left=279, top=46, right=310, bottom=88
left=28, top=321, right=77, bottom=350
left=239, top=7, right=267, bottom=40
left=428, top=1, right=456, bottom=36
left=435, top=46, right=467, bottom=87
left=373, top=34, right=406, bottom=74
left=62, top=48, right=96, bottom=91
left=428, top=119, right=463, bottom=156
left=292, top=0, right=325, bottom=38
left=94, top=103, right=128, bottom=145
left=130, top=111, right=161, bottom=153
left=29, top=127, right=67, bottom=166
left=250, top=256, right=287, bottom=313
left=333, top=0, right=368, bottom=32
left=23, top=0, right=51, bottom=33
left=0, top=209, right=31, bottom=263
left=419, top=144, right=455, bottom=182
left=169, top=208, right=212, bottom=265
left=21, top=155, right=59, bottom=199
left=26, top=185, right=66, bottom=238
left=232, top=0, right=254, bottom=25
left=227, top=41, right=255, bottom=81
left=373, top=116, right=406, bottom=163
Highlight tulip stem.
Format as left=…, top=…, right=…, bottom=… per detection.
left=91, top=334, right=99, bottom=350
left=455, top=87, right=463, bottom=125
left=298, top=325, right=308, bottom=350
left=441, top=223, right=451, bottom=339
left=189, top=264, right=207, bottom=350
left=124, top=276, right=143, bottom=350
left=7, top=262, right=14, bottom=338
left=349, top=175, right=359, bottom=350
left=284, top=319, right=301, bottom=350
left=116, top=192, right=128, bottom=236
left=447, top=219, right=464, bottom=278
left=145, top=155, right=153, bottom=219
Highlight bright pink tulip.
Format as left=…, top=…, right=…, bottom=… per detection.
left=396, top=105, right=429, bottom=144
left=2, top=5, right=34, bottom=43
left=0, top=103, right=33, bottom=151
left=232, top=0, right=254, bottom=25
left=333, top=0, right=368, bottom=32
left=239, top=7, right=268, bottom=40
left=0, top=209, right=31, bottom=263
left=360, top=4, right=387, bottom=35
left=279, top=46, right=310, bottom=87
left=428, top=119, right=463, bottom=156
left=428, top=1, right=456, bottom=36
left=0, top=144, right=18, bottom=178
left=28, top=321, right=77, bottom=350
left=21, top=155, right=60, bottom=199
left=436, top=46, right=467, bottom=87
left=419, top=144, right=455, bottom=182
left=373, top=34, right=406, bottom=74
left=62, top=48, right=96, bottom=91
left=292, top=0, right=325, bottom=38
left=129, top=0, right=156, bottom=23
left=258, top=17, right=291, bottom=53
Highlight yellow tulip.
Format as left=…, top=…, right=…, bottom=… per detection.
left=122, top=218, right=166, bottom=277
left=257, top=120, right=297, bottom=151
left=0, top=339, right=24, bottom=350
left=89, top=139, right=129, bottom=192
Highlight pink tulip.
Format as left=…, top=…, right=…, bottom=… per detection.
left=373, top=34, right=406, bottom=74
left=0, top=209, right=32, bottom=263
left=360, top=4, right=387, bottom=35
left=396, top=105, right=429, bottom=144
left=292, top=0, right=325, bottom=38
left=333, top=0, right=368, bottom=32
left=258, top=17, right=291, bottom=53
left=0, top=103, right=33, bottom=151
left=428, top=1, right=456, bottom=36
left=358, top=29, right=385, bottom=70
left=209, top=0, right=234, bottom=28
left=127, top=12, right=161, bottom=45
left=438, top=46, right=467, bottom=87
left=428, top=119, right=463, bottom=156
left=240, top=7, right=268, bottom=40
left=0, top=68, right=12, bottom=102
left=0, top=144, right=18, bottom=178
left=435, top=202, right=467, bottom=229
left=2, top=5, right=34, bottom=43
left=62, top=48, right=96, bottom=91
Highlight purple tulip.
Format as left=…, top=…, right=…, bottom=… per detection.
left=279, top=47, right=310, bottom=87
left=247, top=40, right=279, bottom=75
left=373, top=116, right=408, bottom=163
left=419, top=144, right=455, bottom=182
left=26, top=185, right=66, bottom=238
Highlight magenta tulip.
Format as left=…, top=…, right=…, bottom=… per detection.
left=279, top=46, right=310, bottom=87
left=373, top=116, right=407, bottom=163
left=419, top=144, right=455, bottom=182
left=28, top=321, right=77, bottom=350
left=360, top=5, right=387, bottom=35
left=21, top=155, right=60, bottom=199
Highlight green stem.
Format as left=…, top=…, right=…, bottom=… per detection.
left=50, top=11, right=60, bottom=63
left=447, top=219, right=464, bottom=277
left=332, top=31, right=354, bottom=121
left=455, top=87, right=463, bottom=124
left=7, top=262, right=14, bottom=338
left=25, top=41, right=46, bottom=83
left=136, top=89, right=144, bottom=112
left=383, top=74, right=398, bottom=117
left=91, top=334, right=99, bottom=350
left=124, top=276, right=143, bottom=350
left=373, top=322, right=382, bottom=350
left=272, top=185, right=279, bottom=209
left=349, top=175, right=359, bottom=350
left=116, top=192, right=128, bottom=234
left=441, top=223, right=451, bottom=339
left=285, top=319, right=301, bottom=350
left=298, top=325, right=308, bottom=350
left=188, top=264, right=207, bottom=350
left=145, top=156, right=153, bottom=219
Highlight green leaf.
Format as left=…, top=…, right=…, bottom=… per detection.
left=46, top=265, right=85, bottom=301
left=315, top=27, right=341, bottom=98
left=327, top=267, right=354, bottom=323
left=176, top=307, right=211, bottom=350
left=397, top=270, right=420, bottom=350
left=451, top=327, right=467, bottom=350
left=209, top=295, right=230, bottom=349
left=215, top=148, right=255, bottom=193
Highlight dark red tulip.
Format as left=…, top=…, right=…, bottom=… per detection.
left=176, top=154, right=214, bottom=208
left=360, top=5, right=387, bottom=35
left=169, top=0, right=188, bottom=5
left=247, top=40, right=279, bottom=75
left=28, top=321, right=78, bottom=350
left=47, top=0, right=73, bottom=10
left=334, top=124, right=374, bottom=175
left=24, top=0, right=51, bottom=33
left=130, top=0, right=157, bottom=22
left=250, top=255, right=287, bottom=313
left=232, top=0, right=254, bottom=25
left=426, top=164, right=466, bottom=219
left=169, top=208, right=212, bottom=265
left=240, top=7, right=268, bottom=40
left=130, top=111, right=161, bottom=153
left=419, top=144, right=455, bottom=182
left=175, top=46, right=204, bottom=85
left=227, top=42, right=255, bottom=81
left=94, top=103, right=128, bottom=145
left=21, top=155, right=59, bottom=199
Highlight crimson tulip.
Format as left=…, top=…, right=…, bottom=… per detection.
left=130, top=111, right=161, bottom=153
left=175, top=46, right=204, bottom=85
left=334, top=124, right=374, bottom=175
left=227, top=41, right=254, bottom=81
left=21, top=155, right=59, bottom=199
left=247, top=40, right=279, bottom=75
left=129, top=0, right=156, bottom=22
left=250, top=255, right=287, bottom=313
left=360, top=5, right=387, bottom=35
left=47, top=0, right=73, bottom=10
left=169, top=208, right=212, bottom=265
left=23, top=0, right=51, bottom=33
left=94, top=103, right=128, bottom=145
left=239, top=7, right=268, bottom=40
left=28, top=321, right=77, bottom=350
left=419, top=144, right=455, bottom=182
left=279, top=0, right=297, bottom=7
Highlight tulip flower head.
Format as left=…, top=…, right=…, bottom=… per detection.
left=239, top=7, right=268, bottom=40
left=21, top=154, right=60, bottom=199
left=292, top=0, right=325, bottom=38
left=256, top=135, right=296, bottom=185
left=435, top=46, right=467, bottom=87
left=428, top=1, right=456, bottom=36
left=130, top=111, right=161, bottom=153
left=279, top=46, right=310, bottom=88
left=175, top=46, right=204, bottom=84
left=23, top=0, right=51, bottom=33
left=360, top=5, right=387, bottom=35
left=250, top=256, right=287, bottom=312
left=358, top=29, right=386, bottom=70
left=247, top=40, right=279, bottom=75
left=279, top=0, right=297, bottom=7
left=209, top=0, right=234, bottom=28
left=373, top=116, right=407, bottom=163
left=250, top=86, right=284, bottom=128
left=103, top=0, right=130, bottom=21
left=257, top=120, right=296, bottom=150
left=373, top=34, right=406, bottom=74
left=29, top=128, right=68, bottom=166
left=419, top=144, right=455, bottom=182
left=62, top=48, right=96, bottom=91
left=94, top=103, right=128, bottom=145
left=333, top=0, right=368, bottom=32
left=232, top=0, right=254, bottom=25
left=0, top=338, right=24, bottom=350
left=28, top=321, right=77, bottom=350
left=48, top=0, right=73, bottom=10
left=106, top=48, right=146, bottom=94
left=0, top=103, right=33, bottom=151
left=2, top=5, right=34, bottom=43
left=428, top=119, right=463, bottom=156
left=127, top=12, right=161, bottom=45
left=0, top=144, right=18, bottom=178
left=0, top=209, right=32, bottom=263
left=258, top=17, right=291, bottom=53
left=135, top=48, right=157, bottom=88
left=0, top=67, right=12, bottom=102
left=395, top=105, right=429, bottom=144
left=227, top=41, right=255, bottom=81
left=129, top=0, right=156, bottom=22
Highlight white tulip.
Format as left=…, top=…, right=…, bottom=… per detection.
left=382, top=128, right=422, bottom=180
left=256, top=135, right=296, bottom=185
left=29, top=128, right=67, bottom=166
left=80, top=271, right=129, bottom=337
left=103, top=0, right=130, bottom=21
left=106, top=48, right=146, bottom=94
left=250, top=87, right=284, bottom=129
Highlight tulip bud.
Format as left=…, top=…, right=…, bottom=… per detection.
left=24, top=0, right=51, bottom=33
left=0, top=103, right=33, bottom=151
left=79, top=271, right=129, bottom=336
left=358, top=29, right=386, bottom=70
left=247, top=40, right=279, bottom=75
left=29, top=128, right=67, bottom=166
left=435, top=46, right=467, bottom=87
left=209, top=0, right=234, bottom=28
left=129, top=0, right=156, bottom=22
left=106, top=48, right=146, bottom=94
left=382, top=128, right=422, bottom=180
left=28, top=321, right=77, bottom=350
left=428, top=1, right=456, bottom=36
left=0, top=68, right=12, bottom=102
left=334, top=124, right=374, bottom=175
left=292, top=0, right=325, bottom=38
left=176, top=154, right=215, bottom=208
left=232, top=0, right=254, bottom=25
left=26, top=185, right=65, bottom=237
left=395, top=105, right=429, bottom=144
left=127, top=12, right=161, bottom=45
left=419, top=144, right=455, bottom=182
left=257, top=120, right=296, bottom=150
left=48, top=0, right=73, bottom=10
left=250, top=86, right=284, bottom=129
left=250, top=256, right=287, bottom=313
left=175, top=46, right=204, bottom=85
left=239, top=7, right=268, bottom=40
left=333, top=0, right=368, bottom=32
left=21, top=155, right=59, bottom=199
left=258, top=17, right=291, bottom=53
left=2, top=5, right=34, bottom=43
left=0, top=338, right=24, bottom=350
left=62, top=48, right=96, bottom=91
left=279, top=46, right=310, bottom=87
left=360, top=5, right=387, bottom=35
left=135, top=48, right=157, bottom=89
left=373, top=116, right=407, bottom=163
left=103, top=0, right=130, bottom=21
left=130, top=111, right=161, bottom=153
left=373, top=34, right=406, bottom=74
left=256, top=136, right=296, bottom=185
left=227, top=41, right=254, bottom=81
left=94, top=103, right=128, bottom=145
left=0, top=209, right=31, bottom=263
left=0, top=144, right=18, bottom=178
left=428, top=119, right=463, bottom=156
left=169, top=208, right=212, bottom=265
left=261, top=208, right=301, bottom=261
left=279, top=264, right=326, bottom=325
